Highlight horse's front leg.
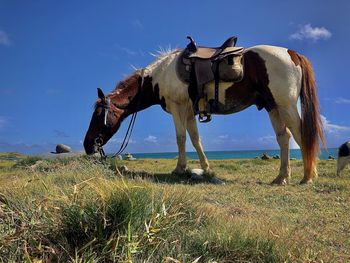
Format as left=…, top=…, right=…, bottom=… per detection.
left=187, top=111, right=210, bottom=172
left=171, top=104, right=188, bottom=174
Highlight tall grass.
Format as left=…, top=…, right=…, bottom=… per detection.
left=0, top=157, right=285, bottom=262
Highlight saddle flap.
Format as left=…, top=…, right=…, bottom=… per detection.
left=194, top=59, right=215, bottom=85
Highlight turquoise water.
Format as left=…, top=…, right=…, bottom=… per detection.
left=130, top=148, right=337, bottom=160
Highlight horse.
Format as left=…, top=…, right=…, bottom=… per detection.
left=83, top=43, right=325, bottom=185
left=337, top=141, right=350, bottom=176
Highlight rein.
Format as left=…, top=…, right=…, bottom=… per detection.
left=112, top=111, right=137, bottom=157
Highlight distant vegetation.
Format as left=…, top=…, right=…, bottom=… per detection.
left=0, top=152, right=25, bottom=159
left=0, top=154, right=349, bottom=262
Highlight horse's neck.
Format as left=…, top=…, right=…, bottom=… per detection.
left=110, top=74, right=160, bottom=117
left=115, top=51, right=181, bottom=116
left=127, top=75, right=160, bottom=114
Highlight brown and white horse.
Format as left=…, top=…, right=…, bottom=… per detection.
left=84, top=45, right=325, bottom=184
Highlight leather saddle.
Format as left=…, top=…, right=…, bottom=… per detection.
left=177, top=36, right=244, bottom=122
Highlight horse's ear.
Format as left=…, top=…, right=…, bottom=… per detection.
left=97, top=88, right=105, bottom=100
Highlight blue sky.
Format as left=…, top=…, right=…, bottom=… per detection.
left=0, top=0, right=349, bottom=154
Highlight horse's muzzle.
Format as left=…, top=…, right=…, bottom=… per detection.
left=83, top=138, right=97, bottom=155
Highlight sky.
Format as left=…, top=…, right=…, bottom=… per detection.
left=0, top=0, right=350, bottom=154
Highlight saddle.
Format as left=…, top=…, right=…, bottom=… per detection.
left=177, top=36, right=244, bottom=122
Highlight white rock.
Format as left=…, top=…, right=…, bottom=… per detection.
left=190, top=168, right=204, bottom=181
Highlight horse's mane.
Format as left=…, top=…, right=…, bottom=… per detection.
left=147, top=48, right=181, bottom=71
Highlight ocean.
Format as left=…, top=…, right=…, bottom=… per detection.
left=129, top=148, right=337, bottom=160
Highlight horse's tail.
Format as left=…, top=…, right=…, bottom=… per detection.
left=298, top=54, right=325, bottom=176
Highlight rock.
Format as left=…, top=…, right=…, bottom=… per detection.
left=210, top=177, right=225, bottom=185
left=114, top=154, right=123, bottom=160
left=119, top=165, right=129, bottom=173
left=328, top=155, right=335, bottom=160
left=273, top=155, right=280, bottom=159
left=55, top=144, right=71, bottom=154
left=190, top=168, right=204, bottom=181
left=124, top=153, right=136, bottom=161
left=261, top=152, right=271, bottom=160
left=189, top=169, right=225, bottom=184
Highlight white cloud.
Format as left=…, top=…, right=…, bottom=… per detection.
left=258, top=134, right=300, bottom=149
left=321, top=115, right=350, bottom=134
left=0, top=30, right=11, bottom=46
left=110, top=138, right=136, bottom=144
left=144, top=135, right=157, bottom=143
left=53, top=129, right=69, bottom=138
left=0, top=116, right=7, bottom=129
left=258, top=135, right=275, bottom=143
left=256, top=135, right=279, bottom=149
left=289, top=24, right=332, bottom=41
left=335, top=98, right=350, bottom=104
left=115, top=44, right=137, bottom=56
left=131, top=19, right=143, bottom=29
left=212, top=134, right=230, bottom=144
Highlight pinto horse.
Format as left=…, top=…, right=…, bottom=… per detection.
left=84, top=45, right=325, bottom=184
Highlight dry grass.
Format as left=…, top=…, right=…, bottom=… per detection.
left=0, top=154, right=349, bottom=262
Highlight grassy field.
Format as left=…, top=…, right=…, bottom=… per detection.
left=0, top=154, right=349, bottom=262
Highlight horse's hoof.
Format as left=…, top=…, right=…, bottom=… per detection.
left=171, top=167, right=187, bottom=176
left=271, top=177, right=288, bottom=185
left=300, top=178, right=313, bottom=184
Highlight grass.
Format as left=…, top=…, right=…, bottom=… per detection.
left=0, top=154, right=349, bottom=262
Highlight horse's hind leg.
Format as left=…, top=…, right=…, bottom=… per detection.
left=278, top=106, right=316, bottom=184
left=269, top=108, right=292, bottom=185
left=187, top=111, right=210, bottom=171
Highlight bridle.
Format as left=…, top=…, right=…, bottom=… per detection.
left=94, top=68, right=147, bottom=160
left=94, top=96, right=138, bottom=160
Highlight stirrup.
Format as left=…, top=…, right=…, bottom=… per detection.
left=199, top=112, right=212, bottom=123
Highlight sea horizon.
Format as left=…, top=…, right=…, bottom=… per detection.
left=118, top=148, right=338, bottom=160
left=0, top=148, right=338, bottom=161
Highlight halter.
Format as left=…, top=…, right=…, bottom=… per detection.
left=96, top=68, right=148, bottom=160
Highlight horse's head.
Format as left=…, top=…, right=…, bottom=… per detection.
left=83, top=88, right=125, bottom=155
